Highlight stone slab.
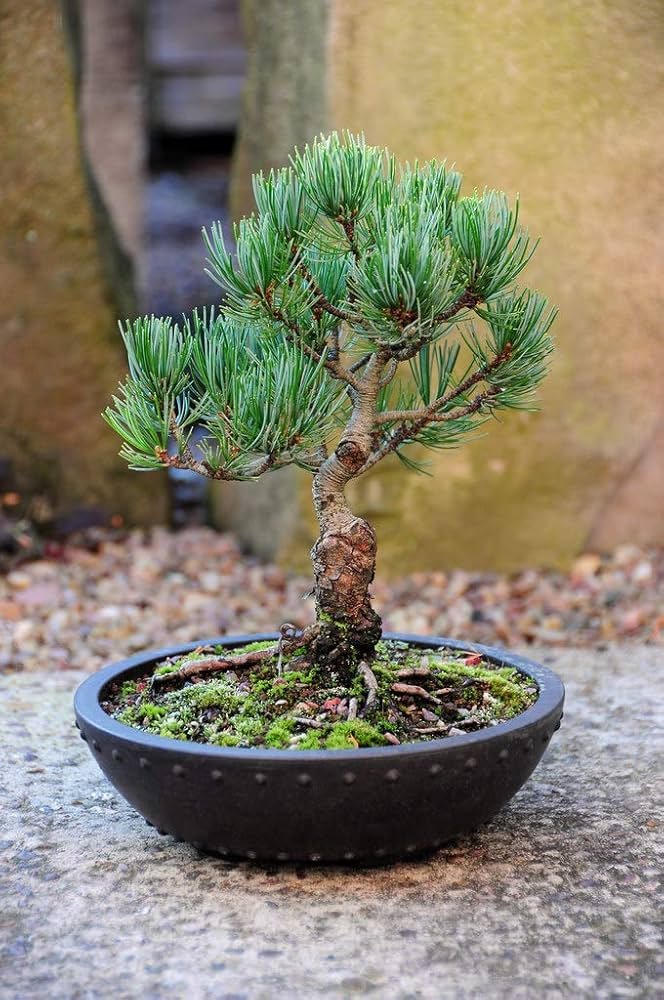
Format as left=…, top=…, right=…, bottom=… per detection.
left=0, top=646, right=661, bottom=999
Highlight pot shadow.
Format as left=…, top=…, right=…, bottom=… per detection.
left=194, top=827, right=485, bottom=874
left=185, top=785, right=592, bottom=887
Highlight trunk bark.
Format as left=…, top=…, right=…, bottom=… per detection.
left=307, top=352, right=388, bottom=680
left=310, top=467, right=382, bottom=681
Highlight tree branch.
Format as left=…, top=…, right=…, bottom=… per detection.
left=379, top=359, right=398, bottom=387
left=155, top=446, right=285, bottom=482
left=155, top=446, right=225, bottom=480
left=349, top=352, right=372, bottom=373
left=159, top=415, right=297, bottom=481
left=388, top=289, right=481, bottom=361
left=297, top=260, right=359, bottom=324
left=337, top=216, right=360, bottom=260
left=358, top=344, right=513, bottom=475
left=377, top=343, right=513, bottom=426
left=263, top=287, right=361, bottom=391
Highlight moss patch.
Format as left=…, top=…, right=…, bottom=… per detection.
left=103, top=640, right=537, bottom=750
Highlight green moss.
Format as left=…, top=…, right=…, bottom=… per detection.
left=153, top=662, right=181, bottom=677
left=324, top=719, right=386, bottom=749
left=317, top=612, right=351, bottom=634
left=209, top=732, right=242, bottom=747
left=250, top=668, right=314, bottom=702
left=115, top=705, right=140, bottom=726
left=265, top=716, right=297, bottom=748
left=165, top=677, right=244, bottom=715
left=110, top=639, right=536, bottom=749
left=141, top=703, right=168, bottom=723
left=297, top=730, right=323, bottom=749
left=233, top=640, right=276, bottom=653
left=433, top=660, right=534, bottom=717
left=231, top=715, right=264, bottom=742
left=157, top=718, right=189, bottom=740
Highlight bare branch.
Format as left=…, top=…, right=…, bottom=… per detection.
left=155, top=446, right=284, bottom=482
left=155, top=447, right=216, bottom=479
left=357, top=345, right=512, bottom=476
left=379, top=359, right=398, bottom=387
left=349, top=352, right=372, bottom=373
left=391, top=682, right=442, bottom=705
left=358, top=660, right=379, bottom=715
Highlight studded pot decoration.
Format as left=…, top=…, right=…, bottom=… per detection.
left=73, top=633, right=564, bottom=864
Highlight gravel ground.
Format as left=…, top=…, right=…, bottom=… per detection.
left=0, top=527, right=662, bottom=675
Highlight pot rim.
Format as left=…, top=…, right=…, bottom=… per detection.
left=74, top=632, right=565, bottom=763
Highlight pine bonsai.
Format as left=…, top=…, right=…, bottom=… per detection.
left=105, top=132, right=555, bottom=693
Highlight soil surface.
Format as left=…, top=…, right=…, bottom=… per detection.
left=102, top=640, right=537, bottom=749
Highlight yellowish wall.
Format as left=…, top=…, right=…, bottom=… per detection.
left=0, top=3, right=165, bottom=521
left=299, top=0, right=664, bottom=572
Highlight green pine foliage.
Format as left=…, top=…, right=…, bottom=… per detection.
left=104, top=132, right=555, bottom=478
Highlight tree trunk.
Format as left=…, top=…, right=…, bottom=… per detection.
left=310, top=471, right=382, bottom=681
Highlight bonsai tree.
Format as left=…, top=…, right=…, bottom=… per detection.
left=105, top=132, right=555, bottom=687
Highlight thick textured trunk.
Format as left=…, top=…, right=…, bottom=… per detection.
left=307, top=353, right=388, bottom=679
left=310, top=469, right=382, bottom=680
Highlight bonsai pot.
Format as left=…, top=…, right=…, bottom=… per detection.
left=74, top=632, right=564, bottom=864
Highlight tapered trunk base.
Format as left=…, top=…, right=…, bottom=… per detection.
left=310, top=516, right=382, bottom=682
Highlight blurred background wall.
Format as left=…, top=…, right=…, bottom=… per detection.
left=1, top=0, right=662, bottom=570
left=220, top=0, right=664, bottom=572
left=0, top=0, right=166, bottom=533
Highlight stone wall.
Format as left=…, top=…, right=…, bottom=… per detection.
left=0, top=2, right=166, bottom=523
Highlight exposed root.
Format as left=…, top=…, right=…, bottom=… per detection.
left=347, top=697, right=358, bottom=720
left=150, top=647, right=278, bottom=689
left=151, top=622, right=320, bottom=689
left=358, top=660, right=378, bottom=715
left=391, top=682, right=442, bottom=705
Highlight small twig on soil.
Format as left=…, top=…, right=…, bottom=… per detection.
left=391, top=682, right=441, bottom=705
left=347, top=697, right=358, bottom=721
left=384, top=732, right=401, bottom=745
left=292, top=716, right=325, bottom=729
left=358, top=660, right=378, bottom=715
left=414, top=726, right=449, bottom=735
left=395, top=667, right=433, bottom=679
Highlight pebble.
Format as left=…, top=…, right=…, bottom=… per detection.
left=0, top=527, right=662, bottom=675
left=0, top=601, right=21, bottom=621
left=16, top=583, right=61, bottom=607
